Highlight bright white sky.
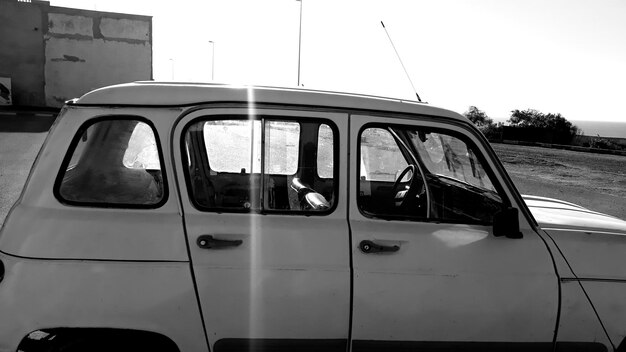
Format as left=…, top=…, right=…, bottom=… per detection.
left=52, top=0, right=626, bottom=122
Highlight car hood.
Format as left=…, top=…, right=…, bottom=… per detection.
left=523, top=195, right=626, bottom=235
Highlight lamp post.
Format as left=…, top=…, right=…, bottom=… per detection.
left=296, top=0, right=302, bottom=86
left=209, top=41, right=215, bottom=81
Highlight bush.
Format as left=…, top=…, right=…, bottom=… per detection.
left=508, top=109, right=579, bottom=144
left=588, top=137, right=621, bottom=151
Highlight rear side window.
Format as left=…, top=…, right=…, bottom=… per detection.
left=56, top=118, right=166, bottom=207
left=184, top=117, right=337, bottom=213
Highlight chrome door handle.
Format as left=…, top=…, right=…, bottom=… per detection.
left=359, top=240, right=400, bottom=254
left=197, top=235, right=243, bottom=249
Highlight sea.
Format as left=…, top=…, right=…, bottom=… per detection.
left=492, top=119, right=626, bottom=139
left=570, top=120, right=626, bottom=139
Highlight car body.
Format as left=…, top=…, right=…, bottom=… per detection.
left=1, top=82, right=625, bottom=352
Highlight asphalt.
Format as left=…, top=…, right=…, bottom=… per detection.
left=0, top=110, right=55, bottom=226
left=0, top=109, right=58, bottom=132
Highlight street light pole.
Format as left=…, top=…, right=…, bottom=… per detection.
left=296, top=0, right=302, bottom=86
left=209, top=41, right=215, bottom=81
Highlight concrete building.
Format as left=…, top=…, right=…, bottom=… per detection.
left=0, top=0, right=152, bottom=108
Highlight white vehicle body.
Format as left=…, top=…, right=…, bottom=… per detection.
left=0, top=82, right=625, bottom=352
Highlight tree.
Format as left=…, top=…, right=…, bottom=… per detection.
left=463, top=106, right=493, bottom=127
left=508, top=109, right=579, bottom=144
left=463, top=106, right=502, bottom=141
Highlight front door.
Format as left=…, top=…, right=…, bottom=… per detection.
left=349, top=114, right=559, bottom=351
left=173, top=107, right=350, bottom=351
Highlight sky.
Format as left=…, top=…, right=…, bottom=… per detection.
left=51, top=0, right=626, bottom=122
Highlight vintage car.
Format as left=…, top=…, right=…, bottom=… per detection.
left=0, top=82, right=625, bottom=352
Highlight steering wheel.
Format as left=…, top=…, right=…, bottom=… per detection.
left=391, top=165, right=418, bottom=208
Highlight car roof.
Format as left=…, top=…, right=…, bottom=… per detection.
left=73, top=81, right=467, bottom=122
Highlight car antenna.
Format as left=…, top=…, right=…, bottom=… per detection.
left=381, top=21, right=423, bottom=103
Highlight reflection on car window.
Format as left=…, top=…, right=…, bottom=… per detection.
left=410, top=132, right=495, bottom=192
left=358, top=125, right=502, bottom=224
left=185, top=117, right=336, bottom=213
left=123, top=122, right=161, bottom=169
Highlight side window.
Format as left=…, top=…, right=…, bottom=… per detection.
left=359, top=127, right=419, bottom=218
left=265, top=120, right=300, bottom=175
left=184, top=117, right=336, bottom=213
left=204, top=120, right=262, bottom=173
left=360, top=128, right=408, bottom=182
left=56, top=119, right=165, bottom=207
left=317, top=124, right=334, bottom=179
left=358, top=124, right=503, bottom=224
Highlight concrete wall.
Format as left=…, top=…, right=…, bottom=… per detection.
left=44, top=7, right=152, bottom=106
left=0, top=1, right=46, bottom=106
left=0, top=0, right=152, bottom=108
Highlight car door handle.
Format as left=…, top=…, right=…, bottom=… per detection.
left=197, top=235, right=243, bottom=249
left=359, top=240, right=400, bottom=254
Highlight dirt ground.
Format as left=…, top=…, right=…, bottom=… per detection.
left=491, top=143, right=626, bottom=219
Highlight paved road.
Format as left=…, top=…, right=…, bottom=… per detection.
left=0, top=111, right=53, bottom=226
left=0, top=110, right=56, bottom=132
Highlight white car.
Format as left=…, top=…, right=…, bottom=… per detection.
left=1, top=82, right=625, bottom=352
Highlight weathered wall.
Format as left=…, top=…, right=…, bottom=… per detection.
left=0, top=1, right=46, bottom=106
left=44, top=7, right=152, bottom=106
left=0, top=0, right=152, bottom=108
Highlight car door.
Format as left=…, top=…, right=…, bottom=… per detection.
left=349, top=114, right=559, bottom=351
left=172, top=107, right=350, bottom=352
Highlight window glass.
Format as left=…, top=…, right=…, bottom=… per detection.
left=185, top=117, right=336, bottom=213
left=409, top=131, right=495, bottom=192
left=358, top=125, right=502, bottom=224
left=57, top=119, right=165, bottom=206
left=123, top=122, right=161, bottom=169
left=265, top=121, right=300, bottom=175
left=359, top=127, right=420, bottom=218
left=317, top=124, right=334, bottom=179
left=360, top=128, right=408, bottom=182
left=204, top=120, right=261, bottom=173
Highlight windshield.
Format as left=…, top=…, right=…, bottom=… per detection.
left=408, top=130, right=497, bottom=194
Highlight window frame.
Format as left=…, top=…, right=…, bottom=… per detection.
left=181, top=114, right=340, bottom=216
left=53, top=115, right=169, bottom=209
left=357, top=121, right=510, bottom=225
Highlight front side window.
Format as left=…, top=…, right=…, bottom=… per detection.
left=184, top=117, right=336, bottom=213
left=360, top=128, right=408, bottom=182
left=56, top=118, right=165, bottom=207
left=358, top=125, right=503, bottom=224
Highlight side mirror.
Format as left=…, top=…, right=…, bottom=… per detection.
left=493, top=207, right=523, bottom=239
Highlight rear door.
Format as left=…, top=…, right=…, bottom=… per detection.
left=349, top=114, right=559, bottom=351
left=172, top=107, right=350, bottom=351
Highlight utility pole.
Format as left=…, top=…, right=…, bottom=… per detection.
left=209, top=41, right=215, bottom=81
left=296, top=0, right=303, bottom=86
